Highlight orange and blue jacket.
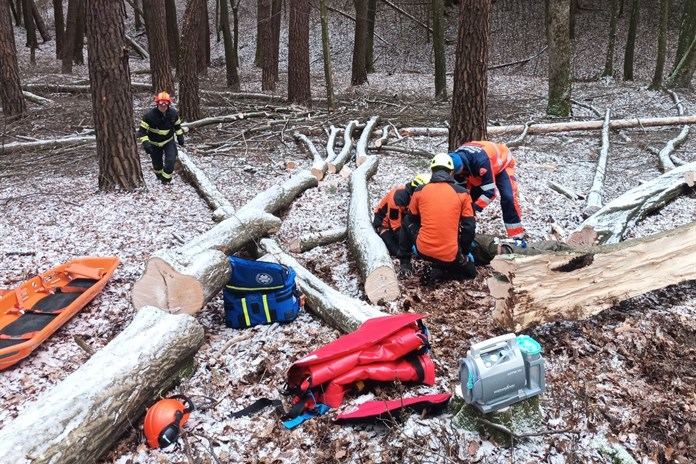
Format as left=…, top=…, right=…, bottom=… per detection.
left=408, top=171, right=476, bottom=263
left=451, top=141, right=513, bottom=212
left=372, top=184, right=414, bottom=232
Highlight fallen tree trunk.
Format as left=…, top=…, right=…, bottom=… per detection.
left=0, top=306, right=204, bottom=464
left=355, top=115, right=381, bottom=167
left=584, top=108, right=611, bottom=216
left=177, top=149, right=235, bottom=221
left=0, top=135, right=95, bottom=155
left=398, top=115, right=696, bottom=138
left=288, top=226, right=347, bottom=253
left=183, top=111, right=269, bottom=130
left=22, top=90, right=52, bottom=105
left=488, top=222, right=696, bottom=331
left=568, top=161, right=696, bottom=245
left=294, top=131, right=327, bottom=180
left=347, top=155, right=400, bottom=304
left=328, top=120, right=358, bottom=173
left=657, top=91, right=689, bottom=172
left=259, top=239, right=385, bottom=333
left=131, top=172, right=319, bottom=314
left=22, top=82, right=151, bottom=94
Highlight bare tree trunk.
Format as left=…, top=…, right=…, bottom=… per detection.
left=72, top=0, right=85, bottom=64
left=53, top=0, right=64, bottom=58
left=180, top=0, right=203, bottom=122
left=623, top=0, right=640, bottom=80
left=288, top=0, right=310, bottom=106
left=365, top=0, right=376, bottom=73
left=583, top=108, right=611, bottom=216
left=197, top=0, right=210, bottom=74
left=165, top=0, right=179, bottom=70
left=351, top=0, right=368, bottom=85
left=22, top=0, right=37, bottom=65
left=320, top=0, right=335, bottom=111
left=432, top=0, right=446, bottom=99
left=649, top=0, right=670, bottom=89
left=546, top=0, right=572, bottom=117
left=260, top=0, right=275, bottom=90
left=449, top=0, right=490, bottom=147
left=30, top=0, right=51, bottom=42
left=602, top=0, right=619, bottom=77
left=0, top=0, right=26, bottom=117
left=143, top=0, right=174, bottom=95
left=671, top=0, right=696, bottom=73
left=220, top=0, right=240, bottom=90
left=61, top=0, right=79, bottom=73
left=86, top=0, right=143, bottom=191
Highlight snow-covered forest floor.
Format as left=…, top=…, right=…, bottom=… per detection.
left=1, top=1, right=695, bottom=463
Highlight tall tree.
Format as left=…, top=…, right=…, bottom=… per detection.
left=165, top=0, right=179, bottom=69
left=255, top=0, right=263, bottom=67
left=133, top=0, right=143, bottom=31
left=623, top=0, right=640, bottom=80
left=0, top=0, right=26, bottom=118
left=546, top=0, right=572, bottom=117
left=449, top=0, right=490, bottom=147
left=85, top=0, right=143, bottom=191
left=22, top=0, right=37, bottom=65
left=432, top=0, right=446, bottom=99
left=650, top=0, right=670, bottom=89
left=602, top=0, right=619, bottom=78
left=220, top=0, right=240, bottom=90
left=671, top=0, right=696, bottom=72
left=61, top=0, right=79, bottom=73
left=180, top=0, right=203, bottom=121
left=260, top=0, right=275, bottom=90
left=143, top=0, right=174, bottom=94
left=270, top=0, right=281, bottom=83
left=365, top=0, right=376, bottom=73
left=197, top=0, right=210, bottom=73
left=351, top=0, right=368, bottom=86
left=319, top=0, right=335, bottom=111
left=288, top=0, right=310, bottom=106
left=53, top=0, right=64, bottom=58
left=666, top=35, right=696, bottom=87
left=72, top=0, right=85, bottom=64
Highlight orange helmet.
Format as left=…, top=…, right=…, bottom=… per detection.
left=154, top=91, right=172, bottom=104
left=143, top=395, right=194, bottom=449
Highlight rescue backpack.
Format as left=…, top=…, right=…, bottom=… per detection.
left=223, top=256, right=302, bottom=329
left=284, top=313, right=435, bottom=422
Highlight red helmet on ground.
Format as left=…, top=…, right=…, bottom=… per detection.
left=154, top=91, right=172, bottom=104
left=143, top=395, right=194, bottom=449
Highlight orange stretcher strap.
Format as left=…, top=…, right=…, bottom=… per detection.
left=64, top=263, right=104, bottom=281
left=0, top=331, right=39, bottom=340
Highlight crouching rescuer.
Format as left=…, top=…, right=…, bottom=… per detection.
left=138, top=91, right=185, bottom=184
left=397, top=153, right=477, bottom=282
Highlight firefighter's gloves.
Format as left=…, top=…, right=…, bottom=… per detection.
left=473, top=204, right=483, bottom=213
left=142, top=141, right=153, bottom=155
left=467, top=252, right=475, bottom=264
left=399, top=259, right=413, bottom=276
left=177, top=135, right=185, bottom=146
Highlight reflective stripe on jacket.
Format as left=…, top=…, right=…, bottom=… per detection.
left=372, top=185, right=412, bottom=231
left=138, top=107, right=184, bottom=147
left=452, top=141, right=514, bottom=211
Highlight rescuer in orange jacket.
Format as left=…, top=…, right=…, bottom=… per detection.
left=397, top=154, right=477, bottom=281
left=449, top=141, right=525, bottom=238
left=138, top=91, right=185, bottom=184
left=372, top=173, right=431, bottom=256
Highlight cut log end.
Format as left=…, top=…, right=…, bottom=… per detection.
left=364, top=266, right=400, bottom=304
left=288, top=237, right=301, bottom=253
left=327, top=163, right=338, bottom=174
left=685, top=171, right=695, bottom=187
left=356, top=155, right=367, bottom=167
left=131, top=257, right=205, bottom=315
left=339, top=166, right=352, bottom=179
left=311, top=166, right=325, bottom=181
left=567, top=226, right=599, bottom=248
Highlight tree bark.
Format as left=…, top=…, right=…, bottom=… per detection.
left=351, top=0, right=368, bottom=86
left=288, top=226, right=347, bottom=253
left=488, top=222, right=696, bottom=332
left=649, top=0, right=669, bottom=90
left=22, top=0, right=37, bottom=65
left=546, top=0, right=572, bottom=117
left=293, top=131, right=327, bottom=180
left=143, top=0, right=174, bottom=95
left=53, top=0, right=64, bottom=58
left=449, top=0, right=490, bottom=147
left=583, top=108, right=611, bottom=216
left=0, top=306, right=204, bottom=464
left=220, top=0, right=240, bottom=91
left=260, top=0, right=275, bottom=90
left=328, top=120, right=358, bottom=173
left=319, top=0, right=335, bottom=112
left=62, top=0, right=79, bottom=73
left=355, top=115, right=380, bottom=166
left=671, top=0, right=696, bottom=73
left=0, top=0, right=27, bottom=118
left=347, top=155, right=400, bottom=303
left=30, top=0, right=50, bottom=42
left=180, top=0, right=203, bottom=122
left=86, top=0, right=143, bottom=191
left=623, top=0, right=640, bottom=81
left=568, top=161, right=696, bottom=245
left=288, top=0, right=311, bottom=106
left=165, top=0, right=179, bottom=69
left=602, top=0, right=619, bottom=77
left=131, top=171, right=319, bottom=314
left=259, top=239, right=385, bottom=333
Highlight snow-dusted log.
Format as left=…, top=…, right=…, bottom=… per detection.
left=22, top=90, right=52, bottom=105
left=355, top=116, right=381, bottom=167
left=547, top=181, right=583, bottom=200
left=0, top=135, right=95, bottom=155
left=374, top=125, right=391, bottom=148
left=584, top=108, right=611, bottom=216
left=325, top=125, right=340, bottom=164
left=657, top=91, right=689, bottom=172
left=132, top=211, right=282, bottom=314
left=347, top=155, right=400, bottom=303
left=259, top=239, right=385, bottom=333
left=125, top=34, right=149, bottom=59
left=488, top=222, right=696, bottom=331
left=177, top=149, right=235, bottom=221
left=22, top=82, right=151, bottom=94
left=328, top=120, right=358, bottom=173
left=183, top=111, right=268, bottom=130
left=132, top=172, right=318, bottom=314
left=568, top=162, right=696, bottom=245
left=0, top=306, right=204, bottom=464
left=288, top=226, right=347, bottom=253
left=398, top=115, right=696, bottom=138
left=294, top=131, right=327, bottom=180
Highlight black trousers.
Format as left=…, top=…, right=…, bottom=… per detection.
left=149, top=141, right=178, bottom=175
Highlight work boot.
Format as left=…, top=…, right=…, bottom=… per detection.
left=398, top=259, right=413, bottom=276
left=421, top=266, right=445, bottom=286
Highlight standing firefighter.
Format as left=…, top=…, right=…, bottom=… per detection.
left=372, top=173, right=431, bottom=256
left=397, top=154, right=477, bottom=282
left=449, top=141, right=525, bottom=238
left=138, top=91, right=185, bottom=184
